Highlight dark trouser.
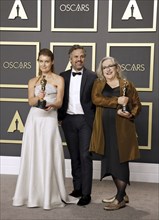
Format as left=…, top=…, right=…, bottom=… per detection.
left=62, top=114, right=93, bottom=196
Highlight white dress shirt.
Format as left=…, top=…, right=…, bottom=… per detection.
left=67, top=69, right=84, bottom=115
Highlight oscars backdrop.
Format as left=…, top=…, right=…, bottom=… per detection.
left=0, top=0, right=158, bottom=168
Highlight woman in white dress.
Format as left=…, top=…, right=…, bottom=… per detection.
left=12, top=48, right=78, bottom=210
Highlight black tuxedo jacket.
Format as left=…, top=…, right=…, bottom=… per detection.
left=58, top=68, right=97, bottom=128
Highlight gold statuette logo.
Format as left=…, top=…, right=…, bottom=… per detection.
left=7, top=110, right=24, bottom=133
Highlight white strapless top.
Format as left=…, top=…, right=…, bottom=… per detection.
left=35, top=84, right=57, bottom=106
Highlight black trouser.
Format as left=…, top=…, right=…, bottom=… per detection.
left=62, top=114, right=93, bottom=196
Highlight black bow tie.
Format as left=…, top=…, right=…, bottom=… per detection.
left=72, top=72, right=82, bottom=77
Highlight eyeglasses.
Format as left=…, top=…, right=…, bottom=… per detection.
left=102, top=64, right=117, bottom=70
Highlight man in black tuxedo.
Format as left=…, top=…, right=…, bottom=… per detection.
left=58, top=45, right=96, bottom=206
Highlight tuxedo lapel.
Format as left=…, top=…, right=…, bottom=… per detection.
left=65, top=71, right=72, bottom=97
left=80, top=71, right=88, bottom=98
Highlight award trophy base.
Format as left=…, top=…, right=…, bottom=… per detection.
left=36, top=100, right=47, bottom=109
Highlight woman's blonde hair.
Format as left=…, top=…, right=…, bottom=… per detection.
left=96, top=56, right=124, bottom=80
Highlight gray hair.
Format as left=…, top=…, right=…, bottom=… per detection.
left=96, top=56, right=124, bottom=80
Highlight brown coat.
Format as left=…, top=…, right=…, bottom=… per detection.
left=89, top=78, right=142, bottom=163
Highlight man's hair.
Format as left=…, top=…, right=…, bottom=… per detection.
left=68, top=44, right=86, bottom=57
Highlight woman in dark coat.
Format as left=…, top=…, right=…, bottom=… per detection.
left=90, top=56, right=141, bottom=210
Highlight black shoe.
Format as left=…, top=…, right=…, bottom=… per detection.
left=77, top=195, right=91, bottom=206
left=69, top=190, right=82, bottom=198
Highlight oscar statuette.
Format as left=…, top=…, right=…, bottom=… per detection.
left=122, top=79, right=128, bottom=112
left=37, top=76, right=47, bottom=109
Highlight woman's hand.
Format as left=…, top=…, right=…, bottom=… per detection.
left=118, top=96, right=129, bottom=106
left=44, top=104, right=57, bottom=111
left=117, top=109, right=133, bottom=119
left=37, top=91, right=45, bottom=100
left=44, top=105, right=53, bottom=111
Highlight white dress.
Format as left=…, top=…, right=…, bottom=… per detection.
left=12, top=84, right=78, bottom=210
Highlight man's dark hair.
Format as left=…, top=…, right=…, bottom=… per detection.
left=68, top=44, right=86, bottom=57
